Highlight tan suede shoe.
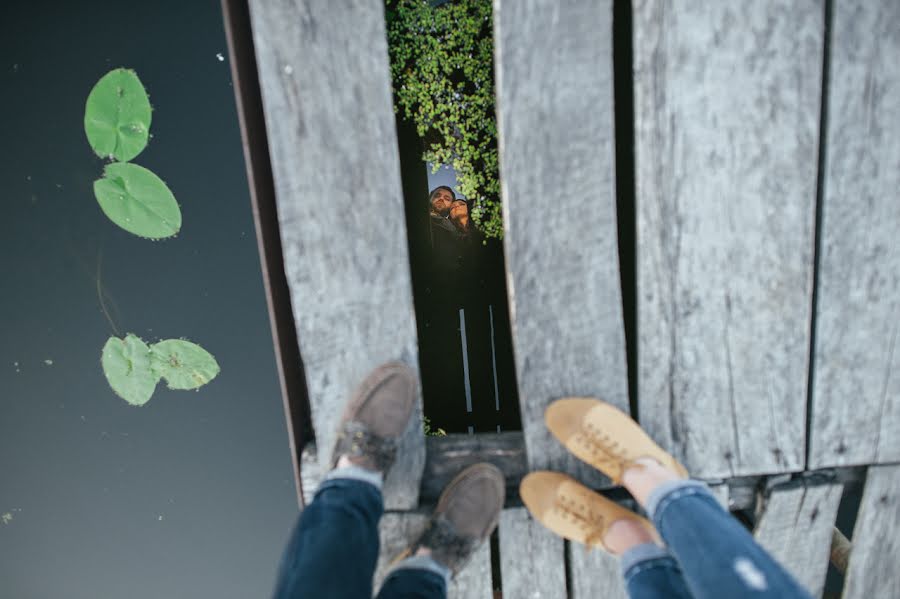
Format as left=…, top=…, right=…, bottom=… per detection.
left=545, top=398, right=688, bottom=483
left=520, top=471, right=659, bottom=550
left=398, top=463, right=505, bottom=575
left=330, top=362, right=418, bottom=473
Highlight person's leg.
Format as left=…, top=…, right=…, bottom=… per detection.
left=621, top=459, right=813, bottom=599
left=521, top=471, right=693, bottom=599
left=374, top=550, right=449, bottom=599
left=272, top=362, right=419, bottom=598
left=273, top=466, right=384, bottom=598
left=375, top=463, right=505, bottom=599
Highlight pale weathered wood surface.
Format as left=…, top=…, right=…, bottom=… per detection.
left=754, top=483, right=842, bottom=597
left=498, top=508, right=566, bottom=598
left=247, top=0, right=424, bottom=509
left=568, top=541, right=629, bottom=599
left=494, top=0, right=627, bottom=487
left=634, top=0, right=824, bottom=478
left=375, top=513, right=492, bottom=598
left=808, top=0, right=900, bottom=469
left=843, top=464, right=900, bottom=598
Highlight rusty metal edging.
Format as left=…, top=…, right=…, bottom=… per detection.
left=221, top=0, right=313, bottom=508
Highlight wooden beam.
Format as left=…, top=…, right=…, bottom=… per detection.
left=808, top=0, right=900, bottom=469
left=754, top=483, right=842, bottom=597
left=843, top=464, right=900, bottom=598
left=246, top=0, right=424, bottom=509
left=494, top=0, right=627, bottom=488
left=635, top=0, right=824, bottom=478
left=498, top=508, right=567, bottom=598
left=375, top=513, right=493, bottom=598
left=568, top=541, right=629, bottom=599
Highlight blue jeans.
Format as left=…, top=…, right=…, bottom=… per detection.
left=621, top=480, right=813, bottom=599
left=274, top=474, right=811, bottom=599
left=272, top=467, right=449, bottom=599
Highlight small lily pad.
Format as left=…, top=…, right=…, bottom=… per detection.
left=94, top=162, right=181, bottom=239
left=84, top=68, right=152, bottom=162
left=150, top=339, right=220, bottom=390
left=101, top=334, right=159, bottom=406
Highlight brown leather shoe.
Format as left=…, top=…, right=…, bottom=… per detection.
left=403, top=463, right=505, bottom=575
left=520, top=471, right=659, bottom=551
left=330, top=362, right=417, bottom=473
left=545, top=398, right=688, bottom=483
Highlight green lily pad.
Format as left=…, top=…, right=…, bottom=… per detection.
left=101, top=334, right=159, bottom=406
left=150, top=339, right=220, bottom=390
left=93, top=162, right=181, bottom=239
left=84, top=68, right=152, bottom=162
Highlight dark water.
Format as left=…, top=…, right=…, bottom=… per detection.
left=0, top=2, right=298, bottom=597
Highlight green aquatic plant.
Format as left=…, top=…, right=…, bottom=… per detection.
left=84, top=68, right=181, bottom=239
left=94, top=162, right=181, bottom=239
left=86, top=68, right=217, bottom=405
left=101, top=334, right=220, bottom=406
left=423, top=415, right=447, bottom=437
left=84, top=68, right=152, bottom=162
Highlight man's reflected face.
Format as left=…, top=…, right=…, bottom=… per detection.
left=431, top=189, right=454, bottom=216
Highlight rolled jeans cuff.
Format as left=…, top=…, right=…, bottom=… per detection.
left=324, top=464, right=384, bottom=491
left=644, top=479, right=713, bottom=522
left=620, top=542, right=673, bottom=577
left=390, top=554, right=452, bottom=589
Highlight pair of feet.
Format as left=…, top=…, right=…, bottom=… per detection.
left=330, top=362, right=504, bottom=576
left=329, top=362, right=689, bottom=576
left=520, top=399, right=689, bottom=554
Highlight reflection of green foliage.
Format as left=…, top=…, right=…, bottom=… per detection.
left=423, top=415, right=447, bottom=437
left=84, top=68, right=181, bottom=239
left=387, top=0, right=503, bottom=239
left=84, top=68, right=152, bottom=162
left=101, top=334, right=220, bottom=406
left=94, top=162, right=181, bottom=239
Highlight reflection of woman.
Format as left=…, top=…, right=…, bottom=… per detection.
left=420, top=186, right=520, bottom=434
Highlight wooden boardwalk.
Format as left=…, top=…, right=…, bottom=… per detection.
left=232, top=0, right=900, bottom=596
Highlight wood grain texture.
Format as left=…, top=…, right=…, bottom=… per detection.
left=568, top=541, right=629, bottom=599
left=809, top=0, right=900, bottom=468
left=843, top=465, right=900, bottom=598
left=498, top=508, right=566, bottom=598
left=247, top=0, right=424, bottom=509
left=375, top=513, right=492, bottom=599
left=422, top=432, right=527, bottom=504
left=634, top=0, right=824, bottom=478
left=494, top=0, right=628, bottom=486
left=754, top=483, right=842, bottom=597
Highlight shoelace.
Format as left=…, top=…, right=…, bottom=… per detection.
left=573, top=421, right=631, bottom=474
left=552, top=492, right=607, bottom=546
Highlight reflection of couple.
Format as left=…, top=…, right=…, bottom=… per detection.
left=419, top=185, right=519, bottom=434
left=428, top=185, right=471, bottom=238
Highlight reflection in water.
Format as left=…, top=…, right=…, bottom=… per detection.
left=418, top=186, right=520, bottom=433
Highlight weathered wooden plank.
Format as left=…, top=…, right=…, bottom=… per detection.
left=247, top=0, right=424, bottom=509
left=422, top=432, right=527, bottom=503
left=809, top=0, right=900, bottom=468
left=568, top=541, right=629, bottom=599
left=375, top=513, right=492, bottom=598
left=494, top=0, right=627, bottom=486
left=710, top=483, right=730, bottom=510
left=753, top=483, right=842, bottom=597
left=843, top=464, right=900, bottom=598
left=635, top=0, right=824, bottom=478
left=498, top=508, right=566, bottom=598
